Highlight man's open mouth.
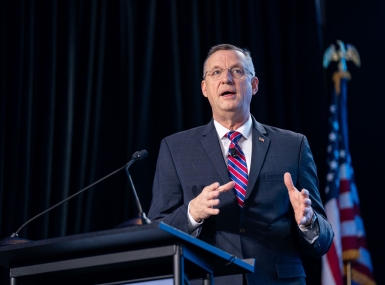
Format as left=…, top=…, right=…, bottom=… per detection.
left=221, top=91, right=236, bottom=96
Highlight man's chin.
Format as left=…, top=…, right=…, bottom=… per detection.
left=215, top=105, right=247, bottom=117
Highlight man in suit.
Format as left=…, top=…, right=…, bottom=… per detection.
left=148, top=44, right=334, bottom=284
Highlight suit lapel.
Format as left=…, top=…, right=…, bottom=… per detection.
left=246, top=117, right=270, bottom=199
left=200, top=120, right=231, bottom=186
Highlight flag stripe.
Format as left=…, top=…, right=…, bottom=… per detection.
left=325, top=241, right=344, bottom=285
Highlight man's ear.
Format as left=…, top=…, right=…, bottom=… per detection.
left=251, top=77, right=259, bottom=95
left=201, top=80, right=208, bottom=98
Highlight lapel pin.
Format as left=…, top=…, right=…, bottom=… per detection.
left=258, top=137, right=265, bottom=142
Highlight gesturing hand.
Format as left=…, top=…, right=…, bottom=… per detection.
left=284, top=172, right=314, bottom=226
left=189, top=181, right=234, bottom=222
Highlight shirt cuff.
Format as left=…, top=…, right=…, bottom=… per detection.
left=187, top=201, right=203, bottom=237
left=298, top=212, right=320, bottom=244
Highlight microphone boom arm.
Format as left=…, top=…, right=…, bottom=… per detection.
left=0, top=149, right=149, bottom=246
left=13, top=163, right=128, bottom=237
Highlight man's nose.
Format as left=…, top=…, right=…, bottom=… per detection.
left=221, top=69, right=233, bottom=83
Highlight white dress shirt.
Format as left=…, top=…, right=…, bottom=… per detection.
left=213, top=116, right=252, bottom=173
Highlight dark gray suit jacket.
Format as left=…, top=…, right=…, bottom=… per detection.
left=148, top=117, right=333, bottom=285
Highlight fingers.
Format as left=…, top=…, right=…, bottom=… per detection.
left=284, top=172, right=315, bottom=226
left=297, top=188, right=313, bottom=225
left=204, top=181, right=234, bottom=202
left=218, top=181, right=235, bottom=193
left=300, top=206, right=314, bottom=225
left=202, top=181, right=234, bottom=199
left=301, top=189, right=311, bottom=205
left=206, top=181, right=234, bottom=208
left=207, top=181, right=220, bottom=190
left=284, top=172, right=295, bottom=192
left=285, top=172, right=311, bottom=205
left=189, top=181, right=234, bottom=221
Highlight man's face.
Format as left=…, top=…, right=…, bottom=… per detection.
left=201, top=49, right=259, bottom=121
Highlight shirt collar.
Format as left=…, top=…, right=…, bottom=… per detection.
left=213, top=115, right=252, bottom=140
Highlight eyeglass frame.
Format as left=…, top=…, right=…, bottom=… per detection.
left=203, top=67, right=254, bottom=80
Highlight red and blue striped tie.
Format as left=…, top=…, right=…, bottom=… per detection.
left=227, top=131, right=248, bottom=208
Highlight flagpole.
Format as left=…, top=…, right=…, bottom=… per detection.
left=330, top=52, right=353, bottom=285
left=328, top=44, right=353, bottom=285
left=346, top=261, right=352, bottom=285
left=332, top=68, right=353, bottom=285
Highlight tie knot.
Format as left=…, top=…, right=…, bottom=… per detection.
left=227, top=131, right=242, bottom=144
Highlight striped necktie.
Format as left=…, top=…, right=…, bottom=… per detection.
left=227, top=131, right=248, bottom=208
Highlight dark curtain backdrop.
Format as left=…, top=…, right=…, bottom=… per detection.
left=1, top=0, right=384, bottom=284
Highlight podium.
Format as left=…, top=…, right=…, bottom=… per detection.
left=0, top=222, right=254, bottom=285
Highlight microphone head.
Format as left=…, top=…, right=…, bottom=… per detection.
left=229, top=148, right=237, bottom=158
left=132, top=150, right=148, bottom=161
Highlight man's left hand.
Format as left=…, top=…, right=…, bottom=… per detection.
left=284, top=172, right=314, bottom=226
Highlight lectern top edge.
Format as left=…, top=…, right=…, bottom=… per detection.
left=159, top=222, right=255, bottom=273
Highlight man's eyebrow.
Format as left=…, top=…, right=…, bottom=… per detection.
left=207, top=65, right=223, bottom=70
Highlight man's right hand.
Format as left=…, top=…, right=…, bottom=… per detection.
left=189, top=181, right=234, bottom=222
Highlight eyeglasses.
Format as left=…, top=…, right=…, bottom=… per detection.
left=203, top=67, right=254, bottom=80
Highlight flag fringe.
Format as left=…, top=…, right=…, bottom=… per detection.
left=342, top=249, right=360, bottom=261
left=351, top=268, right=376, bottom=285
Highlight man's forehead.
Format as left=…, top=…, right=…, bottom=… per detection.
left=206, top=50, right=246, bottom=67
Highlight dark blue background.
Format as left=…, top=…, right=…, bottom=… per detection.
left=1, top=1, right=384, bottom=284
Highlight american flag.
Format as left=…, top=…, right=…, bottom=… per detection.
left=321, top=76, right=376, bottom=285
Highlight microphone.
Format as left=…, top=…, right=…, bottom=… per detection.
left=0, top=150, right=148, bottom=246
left=115, top=150, right=151, bottom=227
left=229, top=147, right=237, bottom=158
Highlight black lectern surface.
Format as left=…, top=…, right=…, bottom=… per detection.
left=0, top=222, right=254, bottom=285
